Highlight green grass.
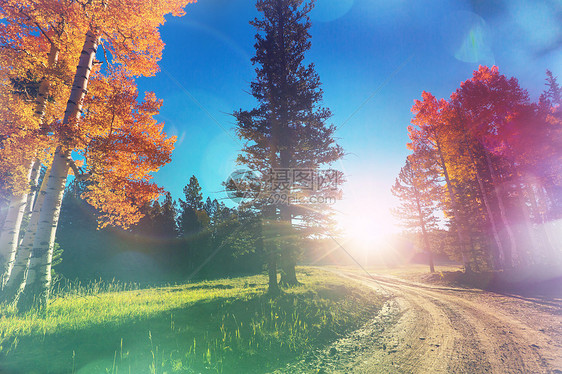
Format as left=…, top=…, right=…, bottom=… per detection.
left=0, top=267, right=385, bottom=373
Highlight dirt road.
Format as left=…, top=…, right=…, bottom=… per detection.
left=274, top=270, right=562, bottom=373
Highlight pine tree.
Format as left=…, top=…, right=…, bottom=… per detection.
left=537, top=70, right=562, bottom=222
left=159, top=192, right=178, bottom=238
left=178, top=176, right=205, bottom=237
left=542, top=70, right=561, bottom=106
left=234, top=0, right=343, bottom=290
left=392, top=153, right=442, bottom=272
left=134, top=192, right=178, bottom=239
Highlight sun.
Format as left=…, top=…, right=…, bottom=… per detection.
left=332, top=173, right=401, bottom=257
left=337, top=210, right=395, bottom=248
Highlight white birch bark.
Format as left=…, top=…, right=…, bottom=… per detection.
left=0, top=165, right=33, bottom=284
left=17, top=45, right=61, bottom=223
left=1, top=167, right=50, bottom=302
left=0, top=159, right=41, bottom=288
left=35, top=45, right=60, bottom=122
left=22, top=45, right=61, bottom=222
left=17, top=31, right=99, bottom=310
left=0, top=45, right=59, bottom=288
left=22, top=159, right=42, bottom=226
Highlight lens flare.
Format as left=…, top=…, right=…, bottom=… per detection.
left=442, top=11, right=495, bottom=65
left=311, top=0, right=354, bottom=22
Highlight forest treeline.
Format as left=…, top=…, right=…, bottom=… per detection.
left=393, top=66, right=561, bottom=272
left=53, top=175, right=267, bottom=283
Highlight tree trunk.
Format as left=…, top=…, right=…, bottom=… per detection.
left=275, top=3, right=300, bottom=287
left=279, top=203, right=299, bottom=286
left=0, top=194, right=28, bottom=283
left=0, top=164, right=34, bottom=284
left=1, top=167, right=50, bottom=303
left=17, top=150, right=68, bottom=310
left=268, top=251, right=279, bottom=295
left=21, top=160, right=42, bottom=229
left=529, top=184, right=557, bottom=259
left=514, top=179, right=538, bottom=265
left=428, top=250, right=435, bottom=273
left=466, top=145, right=506, bottom=269
left=17, top=30, right=99, bottom=311
left=484, top=150, right=517, bottom=267
left=0, top=159, right=41, bottom=289
left=542, top=180, right=562, bottom=221
left=0, top=44, right=59, bottom=289
left=434, top=134, right=471, bottom=272
left=468, top=236, right=481, bottom=272
left=413, top=186, right=435, bottom=273
left=279, top=250, right=299, bottom=285
left=35, top=45, right=60, bottom=122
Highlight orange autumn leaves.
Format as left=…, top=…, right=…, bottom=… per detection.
left=81, top=72, right=175, bottom=228
left=0, top=0, right=195, bottom=228
left=406, top=65, right=561, bottom=269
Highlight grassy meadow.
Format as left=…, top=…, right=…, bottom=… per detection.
left=0, top=267, right=384, bottom=373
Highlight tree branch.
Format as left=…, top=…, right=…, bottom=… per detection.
left=66, top=156, right=91, bottom=181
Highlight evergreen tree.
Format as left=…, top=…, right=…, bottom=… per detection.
left=392, top=153, right=442, bottom=272
left=234, top=0, right=343, bottom=290
left=203, top=197, right=216, bottom=224
left=154, top=192, right=178, bottom=238
left=537, top=70, right=562, bottom=223
left=131, top=192, right=178, bottom=239
left=178, top=176, right=205, bottom=237
left=181, top=176, right=204, bottom=210
left=541, top=69, right=561, bottom=106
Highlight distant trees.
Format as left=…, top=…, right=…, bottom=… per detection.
left=398, top=66, right=562, bottom=272
left=51, top=176, right=265, bottom=284
left=134, top=192, right=178, bottom=239
left=234, top=0, right=343, bottom=292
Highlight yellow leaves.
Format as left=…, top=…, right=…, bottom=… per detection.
left=0, top=74, right=48, bottom=193
left=88, top=0, right=197, bottom=77
left=0, top=2, right=79, bottom=192
left=71, top=70, right=175, bottom=228
left=0, top=0, right=192, bottom=227
left=83, top=172, right=161, bottom=229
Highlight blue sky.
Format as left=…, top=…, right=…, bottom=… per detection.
left=136, top=0, right=562, bottom=240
